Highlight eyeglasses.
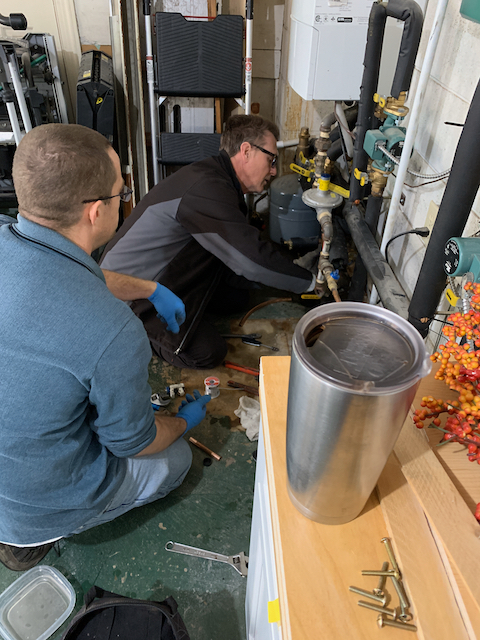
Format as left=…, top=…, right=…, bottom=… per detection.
left=82, top=186, right=133, bottom=204
left=251, top=143, right=277, bottom=169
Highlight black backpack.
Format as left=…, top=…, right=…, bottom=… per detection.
left=61, top=586, right=191, bottom=640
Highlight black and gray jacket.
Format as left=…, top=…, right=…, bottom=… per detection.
left=101, top=151, right=313, bottom=350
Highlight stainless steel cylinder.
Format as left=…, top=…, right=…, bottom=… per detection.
left=286, top=302, right=431, bottom=524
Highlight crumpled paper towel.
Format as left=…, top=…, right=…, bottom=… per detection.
left=234, top=396, right=261, bottom=441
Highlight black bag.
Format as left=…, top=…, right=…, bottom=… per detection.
left=61, top=586, right=191, bottom=640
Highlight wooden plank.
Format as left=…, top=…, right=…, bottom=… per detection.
left=377, top=455, right=472, bottom=639
left=408, top=367, right=480, bottom=633
left=410, top=365, right=480, bottom=512
left=394, top=408, right=480, bottom=609
left=259, top=356, right=419, bottom=639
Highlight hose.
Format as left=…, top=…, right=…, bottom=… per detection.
left=378, top=144, right=450, bottom=180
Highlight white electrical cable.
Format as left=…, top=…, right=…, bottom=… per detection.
left=379, top=0, right=449, bottom=258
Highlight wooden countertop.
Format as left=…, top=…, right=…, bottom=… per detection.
left=259, top=356, right=480, bottom=640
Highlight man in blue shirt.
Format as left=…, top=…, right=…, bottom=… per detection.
left=0, top=124, right=210, bottom=571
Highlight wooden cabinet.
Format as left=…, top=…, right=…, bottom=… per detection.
left=245, top=356, right=480, bottom=639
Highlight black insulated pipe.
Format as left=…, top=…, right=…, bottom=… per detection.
left=388, top=0, right=424, bottom=98
left=408, top=76, right=480, bottom=336
left=349, top=2, right=387, bottom=203
left=349, top=0, right=423, bottom=202
left=344, top=202, right=409, bottom=318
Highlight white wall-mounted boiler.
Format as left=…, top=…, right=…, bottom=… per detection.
left=288, top=0, right=405, bottom=101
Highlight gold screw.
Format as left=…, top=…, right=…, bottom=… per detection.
left=377, top=614, right=417, bottom=632
left=349, top=586, right=387, bottom=606
left=373, top=562, right=389, bottom=596
left=362, top=569, right=401, bottom=580
left=381, top=537, right=401, bottom=577
left=357, top=600, right=397, bottom=619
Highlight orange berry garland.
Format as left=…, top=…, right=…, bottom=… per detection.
left=413, top=282, right=480, bottom=522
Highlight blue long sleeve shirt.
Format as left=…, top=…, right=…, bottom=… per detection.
left=0, top=215, right=156, bottom=544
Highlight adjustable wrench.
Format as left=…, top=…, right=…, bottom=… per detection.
left=165, top=541, right=248, bottom=577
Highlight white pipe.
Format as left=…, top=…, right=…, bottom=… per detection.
left=7, top=58, right=32, bottom=133
left=334, top=101, right=354, bottom=158
left=370, top=0, right=449, bottom=306
left=245, top=17, right=253, bottom=115
left=6, top=101, right=22, bottom=145
left=379, top=0, right=449, bottom=257
left=144, top=14, right=159, bottom=185
left=277, top=139, right=299, bottom=149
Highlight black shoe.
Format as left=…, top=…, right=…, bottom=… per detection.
left=0, top=542, right=54, bottom=571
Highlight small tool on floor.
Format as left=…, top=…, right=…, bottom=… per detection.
left=241, top=337, right=279, bottom=351
left=227, top=380, right=259, bottom=396
left=188, top=436, right=222, bottom=461
left=224, top=360, right=259, bottom=377
left=221, top=333, right=262, bottom=340
left=151, top=393, right=171, bottom=409
left=165, top=541, right=248, bottom=577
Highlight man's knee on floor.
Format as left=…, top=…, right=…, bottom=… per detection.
left=161, top=335, right=228, bottom=370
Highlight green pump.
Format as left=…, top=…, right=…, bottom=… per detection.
left=363, top=110, right=407, bottom=171
left=444, top=237, right=480, bottom=282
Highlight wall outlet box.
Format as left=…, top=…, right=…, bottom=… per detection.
left=424, top=201, right=439, bottom=245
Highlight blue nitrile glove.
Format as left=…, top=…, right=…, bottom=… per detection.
left=147, top=283, right=186, bottom=334
left=176, top=389, right=211, bottom=434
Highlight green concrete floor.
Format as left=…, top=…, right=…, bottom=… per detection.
left=0, top=291, right=310, bottom=640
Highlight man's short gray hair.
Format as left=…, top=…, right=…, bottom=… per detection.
left=220, top=115, right=279, bottom=157
left=12, top=123, right=117, bottom=229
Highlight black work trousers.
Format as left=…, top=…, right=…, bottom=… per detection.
left=134, top=279, right=250, bottom=370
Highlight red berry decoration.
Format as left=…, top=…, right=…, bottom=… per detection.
left=413, top=283, right=480, bottom=521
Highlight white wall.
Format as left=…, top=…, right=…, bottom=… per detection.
left=73, top=0, right=110, bottom=46
left=380, top=0, right=480, bottom=351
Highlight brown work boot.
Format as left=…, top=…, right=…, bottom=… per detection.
left=0, top=542, right=54, bottom=571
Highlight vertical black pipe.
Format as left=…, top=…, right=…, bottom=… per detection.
left=349, top=3, right=387, bottom=203
left=408, top=77, right=480, bottom=336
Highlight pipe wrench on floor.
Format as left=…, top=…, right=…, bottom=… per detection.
left=165, top=541, right=248, bottom=577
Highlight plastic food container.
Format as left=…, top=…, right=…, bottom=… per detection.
left=0, top=565, right=75, bottom=640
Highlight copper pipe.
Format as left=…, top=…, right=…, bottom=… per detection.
left=238, top=298, right=291, bottom=327
left=188, top=437, right=222, bottom=461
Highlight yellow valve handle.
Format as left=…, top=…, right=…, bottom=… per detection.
left=298, top=151, right=313, bottom=166
left=301, top=294, right=321, bottom=300
left=445, top=288, right=459, bottom=307
left=353, top=167, right=368, bottom=187
left=373, top=93, right=386, bottom=108
left=329, top=183, right=350, bottom=198
left=290, top=163, right=314, bottom=180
